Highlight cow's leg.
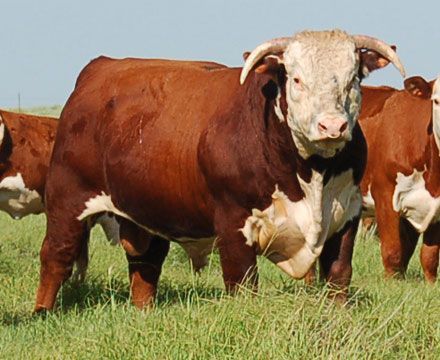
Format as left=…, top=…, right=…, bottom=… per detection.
left=421, top=223, right=440, bottom=283
left=34, top=215, right=90, bottom=313
left=319, top=218, right=359, bottom=302
left=399, top=218, right=419, bottom=271
left=215, top=208, right=258, bottom=294
left=375, top=193, right=407, bottom=278
left=120, top=219, right=170, bottom=309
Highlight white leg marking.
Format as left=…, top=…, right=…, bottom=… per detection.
left=77, top=192, right=133, bottom=221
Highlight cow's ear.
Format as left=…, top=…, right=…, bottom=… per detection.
left=359, top=45, right=396, bottom=77
left=242, top=51, right=284, bottom=76
left=404, top=76, right=432, bottom=99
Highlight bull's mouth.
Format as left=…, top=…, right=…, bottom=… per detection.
left=289, top=125, right=351, bottom=158
left=310, top=137, right=348, bottom=157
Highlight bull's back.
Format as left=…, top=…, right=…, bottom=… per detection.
left=57, top=57, right=242, bottom=236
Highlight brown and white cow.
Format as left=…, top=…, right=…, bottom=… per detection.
left=33, top=30, right=405, bottom=312
left=0, top=110, right=56, bottom=219
left=360, top=76, right=440, bottom=282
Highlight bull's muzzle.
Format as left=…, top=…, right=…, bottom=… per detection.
left=317, top=116, right=348, bottom=140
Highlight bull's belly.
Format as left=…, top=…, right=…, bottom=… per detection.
left=0, top=174, right=44, bottom=219
left=393, top=168, right=440, bottom=232
left=241, top=170, right=361, bottom=279
left=77, top=192, right=216, bottom=267
left=77, top=170, right=361, bottom=276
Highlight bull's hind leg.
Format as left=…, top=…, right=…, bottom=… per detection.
left=34, top=166, right=97, bottom=313
left=120, top=219, right=170, bottom=309
left=34, top=213, right=90, bottom=313
left=319, top=218, right=359, bottom=302
left=421, top=223, right=440, bottom=283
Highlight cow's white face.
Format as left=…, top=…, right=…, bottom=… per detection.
left=432, top=76, right=440, bottom=153
left=281, top=31, right=361, bottom=159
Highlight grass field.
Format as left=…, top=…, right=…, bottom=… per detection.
left=0, top=107, right=439, bottom=359
left=0, top=214, right=439, bottom=359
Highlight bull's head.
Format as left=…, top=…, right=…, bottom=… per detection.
left=240, top=29, right=405, bottom=159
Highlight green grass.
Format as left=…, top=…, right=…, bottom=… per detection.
left=0, top=214, right=439, bottom=359
left=0, top=106, right=439, bottom=359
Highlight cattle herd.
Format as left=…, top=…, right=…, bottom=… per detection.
left=0, top=29, right=438, bottom=313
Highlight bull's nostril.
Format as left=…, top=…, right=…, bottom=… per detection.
left=318, top=122, right=327, bottom=132
left=339, top=122, right=348, bottom=133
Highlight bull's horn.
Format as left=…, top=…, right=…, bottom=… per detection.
left=352, top=35, right=406, bottom=77
left=240, top=37, right=290, bottom=85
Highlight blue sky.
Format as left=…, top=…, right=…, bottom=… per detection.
left=1, top=0, right=439, bottom=107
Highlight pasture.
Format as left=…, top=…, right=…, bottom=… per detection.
left=0, top=107, right=438, bottom=359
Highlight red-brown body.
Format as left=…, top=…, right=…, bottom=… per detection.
left=0, top=110, right=57, bottom=219
left=359, top=79, right=439, bottom=282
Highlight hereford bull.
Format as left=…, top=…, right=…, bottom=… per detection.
left=0, top=110, right=56, bottom=219
left=34, top=29, right=405, bottom=312
left=360, top=76, right=440, bottom=282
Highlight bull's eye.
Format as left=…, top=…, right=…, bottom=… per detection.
left=434, top=99, right=439, bottom=105
left=293, top=77, right=301, bottom=84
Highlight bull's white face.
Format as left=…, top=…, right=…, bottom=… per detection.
left=432, top=76, right=440, bottom=153
left=280, top=31, right=362, bottom=159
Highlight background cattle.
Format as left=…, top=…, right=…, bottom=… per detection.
left=360, top=76, right=440, bottom=282
left=0, top=110, right=56, bottom=219
left=33, top=29, right=404, bottom=312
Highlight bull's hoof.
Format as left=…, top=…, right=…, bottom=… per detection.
left=32, top=305, right=51, bottom=316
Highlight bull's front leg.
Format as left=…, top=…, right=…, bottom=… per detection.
left=319, top=217, right=360, bottom=302
left=214, top=205, right=258, bottom=294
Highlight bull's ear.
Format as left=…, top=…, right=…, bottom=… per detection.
left=404, top=76, right=432, bottom=99
left=242, top=51, right=283, bottom=76
left=359, top=45, right=396, bottom=76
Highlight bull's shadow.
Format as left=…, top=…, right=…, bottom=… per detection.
left=54, top=277, right=224, bottom=312
left=276, top=277, right=375, bottom=308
